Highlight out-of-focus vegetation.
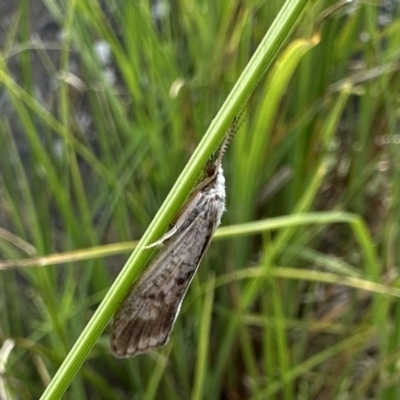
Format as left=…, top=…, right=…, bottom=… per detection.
left=1, top=0, right=400, bottom=399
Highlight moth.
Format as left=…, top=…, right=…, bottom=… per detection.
left=111, top=120, right=239, bottom=358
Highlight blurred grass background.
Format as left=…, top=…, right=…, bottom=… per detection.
left=1, top=0, right=400, bottom=399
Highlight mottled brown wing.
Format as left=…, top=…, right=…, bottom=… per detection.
left=110, top=201, right=219, bottom=358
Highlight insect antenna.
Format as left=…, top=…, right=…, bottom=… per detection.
left=214, top=105, right=249, bottom=167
